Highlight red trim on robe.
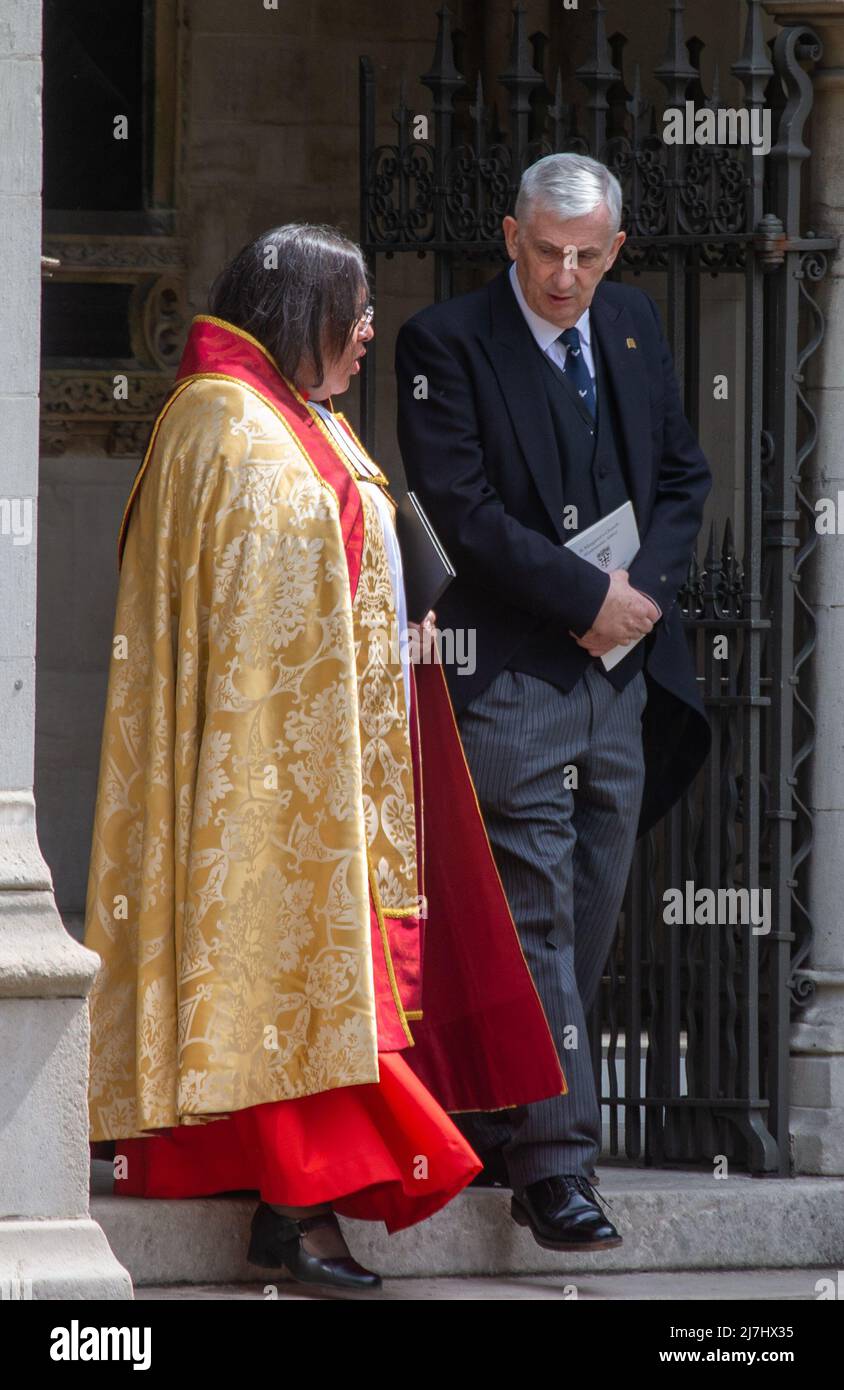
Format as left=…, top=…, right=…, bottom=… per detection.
left=368, top=898, right=413, bottom=1053
left=407, top=659, right=569, bottom=1111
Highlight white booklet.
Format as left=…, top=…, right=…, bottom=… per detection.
left=564, top=500, right=642, bottom=671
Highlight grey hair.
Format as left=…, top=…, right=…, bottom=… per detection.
left=515, top=154, right=623, bottom=234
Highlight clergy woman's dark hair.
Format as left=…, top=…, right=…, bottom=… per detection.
left=207, top=223, right=369, bottom=386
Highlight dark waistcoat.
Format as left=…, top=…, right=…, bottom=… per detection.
left=504, top=325, right=646, bottom=692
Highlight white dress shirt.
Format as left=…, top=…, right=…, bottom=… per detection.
left=508, top=261, right=596, bottom=391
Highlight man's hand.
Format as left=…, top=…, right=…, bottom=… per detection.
left=569, top=570, right=655, bottom=658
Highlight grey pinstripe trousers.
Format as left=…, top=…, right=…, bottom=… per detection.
left=453, top=662, right=648, bottom=1193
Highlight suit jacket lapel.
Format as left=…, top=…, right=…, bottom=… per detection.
left=481, top=269, right=568, bottom=544
left=589, top=285, right=652, bottom=524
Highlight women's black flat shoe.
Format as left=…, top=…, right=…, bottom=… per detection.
left=247, top=1202, right=382, bottom=1290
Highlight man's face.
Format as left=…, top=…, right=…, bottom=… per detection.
left=503, top=201, right=626, bottom=329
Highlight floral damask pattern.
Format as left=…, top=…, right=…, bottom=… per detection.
left=354, top=487, right=419, bottom=910
left=84, top=380, right=419, bottom=1140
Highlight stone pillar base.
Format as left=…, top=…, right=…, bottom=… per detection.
left=0, top=1219, right=132, bottom=1300
left=790, top=977, right=844, bottom=1173
left=790, top=1104, right=844, bottom=1174
left=0, top=881, right=132, bottom=1298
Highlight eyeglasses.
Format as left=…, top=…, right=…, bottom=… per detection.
left=356, top=303, right=375, bottom=332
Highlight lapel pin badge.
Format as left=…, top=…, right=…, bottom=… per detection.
left=626, top=337, right=637, bottom=349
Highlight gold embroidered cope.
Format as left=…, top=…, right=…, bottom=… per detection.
left=84, top=378, right=419, bottom=1140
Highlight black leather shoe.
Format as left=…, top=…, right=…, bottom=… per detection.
left=511, top=1175, right=621, bottom=1252
left=247, top=1202, right=382, bottom=1290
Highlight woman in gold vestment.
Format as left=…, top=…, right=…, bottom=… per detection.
left=84, top=224, right=565, bottom=1293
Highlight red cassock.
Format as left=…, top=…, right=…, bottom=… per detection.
left=113, top=955, right=485, bottom=1235
left=112, top=929, right=484, bottom=1233
left=108, top=318, right=566, bottom=1232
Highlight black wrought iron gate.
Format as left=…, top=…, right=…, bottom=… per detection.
left=359, top=0, right=835, bottom=1173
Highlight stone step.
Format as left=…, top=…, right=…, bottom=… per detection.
left=133, top=1269, right=834, bottom=1300
left=90, top=1163, right=844, bottom=1287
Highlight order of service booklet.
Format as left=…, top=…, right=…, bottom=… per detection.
left=564, top=500, right=644, bottom=671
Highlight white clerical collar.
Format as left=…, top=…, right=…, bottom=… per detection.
left=308, top=399, right=385, bottom=481
left=508, top=261, right=591, bottom=350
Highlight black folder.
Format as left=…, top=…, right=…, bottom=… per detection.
left=395, top=491, right=456, bottom=624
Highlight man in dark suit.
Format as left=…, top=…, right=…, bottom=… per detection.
left=395, top=154, right=711, bottom=1253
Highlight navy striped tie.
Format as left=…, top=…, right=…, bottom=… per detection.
left=559, top=326, right=596, bottom=420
